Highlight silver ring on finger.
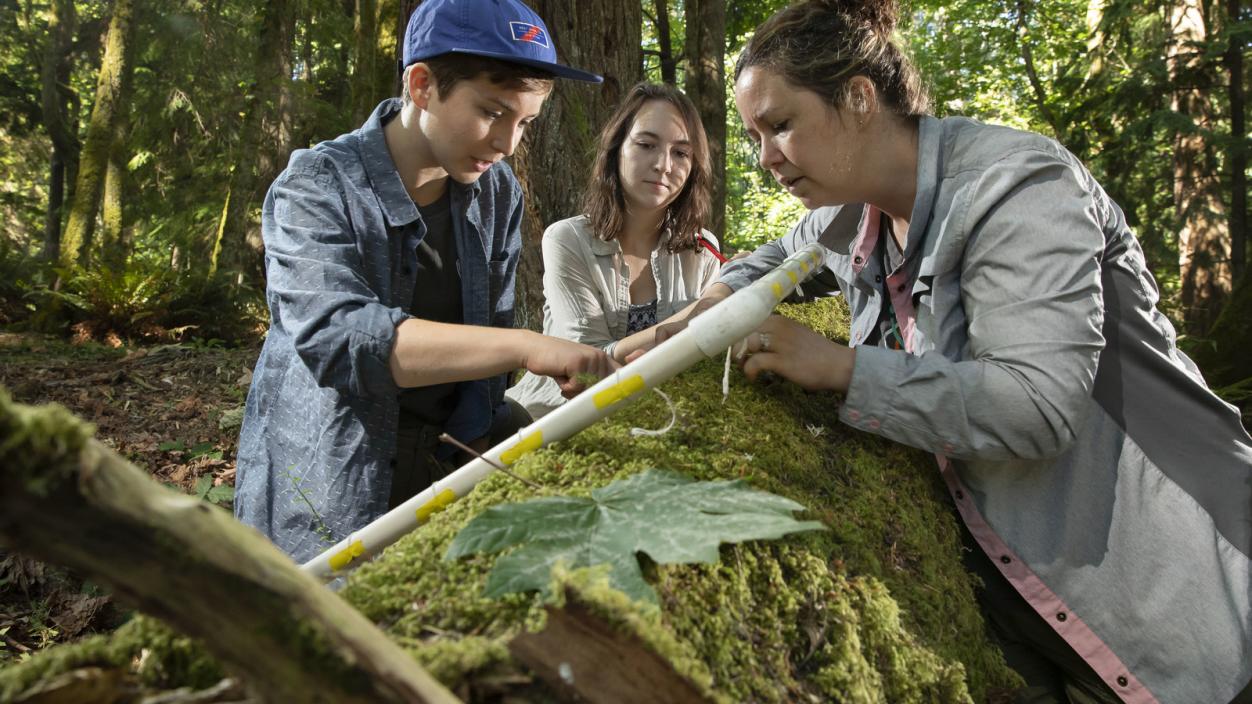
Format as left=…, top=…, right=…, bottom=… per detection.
left=759, top=332, right=772, bottom=353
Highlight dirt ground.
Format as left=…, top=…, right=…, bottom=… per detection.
left=0, top=332, right=258, bottom=663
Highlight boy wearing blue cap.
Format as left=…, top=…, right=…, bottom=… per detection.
left=235, top=0, right=608, bottom=564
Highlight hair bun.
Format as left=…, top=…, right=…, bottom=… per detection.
left=814, top=0, right=898, bottom=36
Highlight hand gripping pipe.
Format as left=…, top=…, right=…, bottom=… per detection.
left=301, top=243, right=827, bottom=580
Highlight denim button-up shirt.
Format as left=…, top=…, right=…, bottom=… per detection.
left=235, top=99, right=523, bottom=564
left=720, top=115, right=1252, bottom=703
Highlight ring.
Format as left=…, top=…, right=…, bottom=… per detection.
left=759, top=332, right=772, bottom=353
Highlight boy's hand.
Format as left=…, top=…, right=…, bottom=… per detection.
left=523, top=335, right=617, bottom=398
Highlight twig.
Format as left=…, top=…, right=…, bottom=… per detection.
left=0, top=628, right=31, bottom=652
left=438, top=433, right=542, bottom=490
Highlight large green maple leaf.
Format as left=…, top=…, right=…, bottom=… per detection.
left=445, top=469, right=826, bottom=603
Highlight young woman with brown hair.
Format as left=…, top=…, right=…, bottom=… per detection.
left=508, top=82, right=723, bottom=418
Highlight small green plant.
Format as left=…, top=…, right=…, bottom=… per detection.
left=284, top=468, right=337, bottom=544
left=159, top=440, right=224, bottom=461
left=193, top=475, right=234, bottom=507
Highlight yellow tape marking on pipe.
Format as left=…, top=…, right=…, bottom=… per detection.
left=329, top=540, right=366, bottom=572
left=772, top=282, right=784, bottom=300
left=593, top=374, right=646, bottom=409
left=500, top=431, right=544, bottom=466
left=416, top=488, right=458, bottom=525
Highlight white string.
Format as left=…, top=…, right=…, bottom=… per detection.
left=630, top=388, right=677, bottom=437
left=722, top=339, right=748, bottom=404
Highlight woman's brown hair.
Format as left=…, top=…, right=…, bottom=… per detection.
left=582, top=82, right=712, bottom=253
left=735, top=0, right=930, bottom=117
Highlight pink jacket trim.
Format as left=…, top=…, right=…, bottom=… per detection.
left=935, top=454, right=1158, bottom=704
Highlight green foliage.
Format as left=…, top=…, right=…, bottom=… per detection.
left=722, top=48, right=807, bottom=253
left=446, top=468, right=826, bottom=603
left=0, top=616, right=221, bottom=702
left=193, top=474, right=233, bottom=507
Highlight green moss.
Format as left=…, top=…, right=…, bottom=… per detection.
left=0, top=388, right=94, bottom=496
left=0, top=616, right=220, bottom=701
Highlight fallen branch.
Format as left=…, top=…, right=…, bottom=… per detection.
left=0, top=388, right=458, bottom=704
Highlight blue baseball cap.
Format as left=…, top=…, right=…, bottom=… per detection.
left=402, top=0, right=603, bottom=83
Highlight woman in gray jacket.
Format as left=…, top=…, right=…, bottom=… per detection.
left=509, top=83, right=723, bottom=418
left=676, top=1, right=1252, bottom=702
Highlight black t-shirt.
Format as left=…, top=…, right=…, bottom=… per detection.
left=397, top=186, right=462, bottom=427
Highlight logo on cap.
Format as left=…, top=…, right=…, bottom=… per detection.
left=509, top=21, right=549, bottom=48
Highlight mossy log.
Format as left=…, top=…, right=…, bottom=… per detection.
left=1, top=298, right=1020, bottom=702
left=0, top=390, right=458, bottom=704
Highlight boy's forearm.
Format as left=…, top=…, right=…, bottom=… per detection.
left=389, top=319, right=535, bottom=388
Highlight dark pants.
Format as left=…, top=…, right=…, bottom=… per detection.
left=957, top=518, right=1121, bottom=704
left=387, top=398, right=532, bottom=509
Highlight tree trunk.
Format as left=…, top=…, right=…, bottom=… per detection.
left=61, top=0, right=135, bottom=272
left=653, top=0, right=677, bottom=85
left=1227, top=0, right=1246, bottom=282
left=395, top=0, right=422, bottom=95
left=683, top=0, right=726, bottom=242
left=100, top=131, right=130, bottom=271
left=508, top=0, right=642, bottom=330
left=40, top=0, right=77, bottom=265
left=0, top=390, right=460, bottom=704
left=352, top=0, right=380, bottom=125
left=1170, top=0, right=1231, bottom=335
left=223, top=0, right=296, bottom=285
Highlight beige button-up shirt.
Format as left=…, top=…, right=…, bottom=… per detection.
left=508, top=215, right=720, bottom=417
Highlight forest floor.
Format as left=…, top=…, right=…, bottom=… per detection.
left=0, top=331, right=256, bottom=665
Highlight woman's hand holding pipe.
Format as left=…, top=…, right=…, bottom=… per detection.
left=739, top=316, right=855, bottom=394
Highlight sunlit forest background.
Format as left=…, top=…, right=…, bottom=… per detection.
left=1, top=0, right=1248, bottom=391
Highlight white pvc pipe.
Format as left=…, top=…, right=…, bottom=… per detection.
left=301, top=243, right=826, bottom=580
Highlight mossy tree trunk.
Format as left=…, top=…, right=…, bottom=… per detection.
left=683, top=0, right=726, bottom=242
left=0, top=390, right=459, bottom=704
left=60, top=0, right=136, bottom=273
left=509, top=0, right=642, bottom=330
left=100, top=127, right=130, bottom=272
